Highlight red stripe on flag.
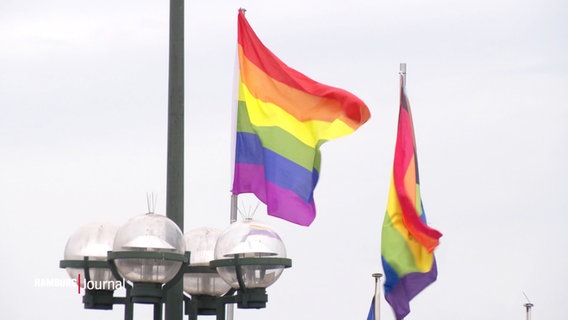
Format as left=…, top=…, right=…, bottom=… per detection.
left=393, top=87, right=442, bottom=252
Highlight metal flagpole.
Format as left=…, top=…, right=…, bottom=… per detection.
left=372, top=273, right=383, bottom=320
left=523, top=292, right=534, bottom=320
left=524, top=302, right=534, bottom=320
left=226, top=10, right=242, bottom=320
left=226, top=10, right=247, bottom=320
left=226, top=195, right=238, bottom=320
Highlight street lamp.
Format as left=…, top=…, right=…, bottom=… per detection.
left=58, top=0, right=293, bottom=317
left=183, top=227, right=231, bottom=319
left=62, top=222, right=118, bottom=288
left=213, top=219, right=289, bottom=290
left=183, top=227, right=231, bottom=297
left=59, top=221, right=130, bottom=311
left=210, top=219, right=292, bottom=314
left=109, top=212, right=187, bottom=305
left=60, top=217, right=292, bottom=319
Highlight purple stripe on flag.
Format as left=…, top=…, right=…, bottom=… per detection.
left=232, top=163, right=267, bottom=201
left=232, top=163, right=316, bottom=226
left=384, top=260, right=438, bottom=320
left=264, top=181, right=315, bottom=226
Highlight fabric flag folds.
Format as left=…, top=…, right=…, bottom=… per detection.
left=232, top=10, right=371, bottom=226
left=380, top=70, right=442, bottom=319
left=367, top=297, right=376, bottom=320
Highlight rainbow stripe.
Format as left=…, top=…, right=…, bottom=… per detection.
left=232, top=11, right=370, bottom=226
left=381, top=74, right=442, bottom=319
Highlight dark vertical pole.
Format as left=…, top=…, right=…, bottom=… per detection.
left=124, top=285, right=134, bottom=320
left=166, top=0, right=184, bottom=320
left=155, top=302, right=164, bottom=320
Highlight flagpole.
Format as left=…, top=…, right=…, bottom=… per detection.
left=400, top=63, right=406, bottom=85
left=226, top=194, right=237, bottom=320
left=226, top=10, right=246, bottom=320
left=229, top=9, right=246, bottom=228
left=524, top=302, right=533, bottom=320
left=372, top=273, right=383, bottom=320
left=522, top=292, right=533, bottom=320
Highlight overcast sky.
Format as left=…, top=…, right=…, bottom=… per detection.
left=1, top=0, right=567, bottom=319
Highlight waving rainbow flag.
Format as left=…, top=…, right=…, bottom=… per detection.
left=381, top=70, right=442, bottom=319
left=232, top=10, right=370, bottom=226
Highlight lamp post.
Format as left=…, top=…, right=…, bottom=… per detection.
left=60, top=222, right=126, bottom=311
left=60, top=216, right=291, bottom=319
left=109, top=213, right=187, bottom=306
left=183, top=228, right=231, bottom=319
left=165, top=0, right=185, bottom=317
left=60, top=222, right=134, bottom=318
left=59, top=1, right=292, bottom=319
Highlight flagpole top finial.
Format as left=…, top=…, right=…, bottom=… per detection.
left=400, top=63, right=407, bottom=74
left=372, top=273, right=383, bottom=279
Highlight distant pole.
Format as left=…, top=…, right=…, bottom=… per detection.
left=165, top=0, right=184, bottom=319
left=524, top=302, right=534, bottom=320
left=372, top=273, right=383, bottom=320
left=226, top=194, right=237, bottom=320
left=523, top=292, right=533, bottom=320
left=400, top=63, right=406, bottom=90
left=400, top=62, right=407, bottom=75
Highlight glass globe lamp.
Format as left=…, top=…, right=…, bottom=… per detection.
left=213, top=219, right=289, bottom=289
left=63, top=221, right=119, bottom=289
left=183, top=227, right=231, bottom=296
left=112, top=213, right=185, bottom=284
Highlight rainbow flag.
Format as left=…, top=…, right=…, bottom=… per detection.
left=367, top=297, right=376, bottom=320
left=232, top=10, right=370, bottom=226
left=381, top=71, right=442, bottom=319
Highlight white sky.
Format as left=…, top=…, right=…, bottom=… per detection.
left=1, top=0, right=567, bottom=319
